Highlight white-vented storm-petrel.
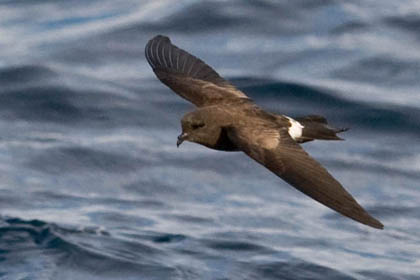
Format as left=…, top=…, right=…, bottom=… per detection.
left=145, top=35, right=383, bottom=229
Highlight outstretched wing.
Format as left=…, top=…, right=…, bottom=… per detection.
left=145, top=35, right=249, bottom=107
left=227, top=126, right=384, bottom=229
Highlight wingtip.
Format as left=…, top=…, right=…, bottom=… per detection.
left=149, top=34, right=171, bottom=43
left=368, top=218, right=384, bottom=230
left=145, top=35, right=171, bottom=53
left=350, top=210, right=384, bottom=230
left=145, top=35, right=173, bottom=71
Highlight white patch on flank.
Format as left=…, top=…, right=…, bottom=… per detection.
left=284, top=116, right=304, bottom=140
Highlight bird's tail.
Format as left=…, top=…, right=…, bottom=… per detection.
left=295, top=115, right=348, bottom=144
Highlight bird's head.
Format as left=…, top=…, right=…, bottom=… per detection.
left=177, top=110, right=220, bottom=148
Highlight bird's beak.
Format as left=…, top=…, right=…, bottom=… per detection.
left=177, top=133, right=188, bottom=147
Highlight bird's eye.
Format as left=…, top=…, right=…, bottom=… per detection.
left=191, top=123, right=205, bottom=129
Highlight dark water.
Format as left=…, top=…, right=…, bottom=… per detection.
left=1, top=1, right=420, bottom=279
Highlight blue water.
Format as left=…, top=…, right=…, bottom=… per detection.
left=1, top=1, right=420, bottom=279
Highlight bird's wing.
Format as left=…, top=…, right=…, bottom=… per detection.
left=145, top=35, right=249, bottom=107
left=226, top=125, right=384, bottom=229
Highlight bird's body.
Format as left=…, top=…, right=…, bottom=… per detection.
left=180, top=100, right=288, bottom=151
left=145, top=35, right=384, bottom=229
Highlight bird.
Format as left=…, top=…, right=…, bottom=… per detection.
left=144, top=35, right=384, bottom=230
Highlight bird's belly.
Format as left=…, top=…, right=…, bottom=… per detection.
left=212, top=128, right=240, bottom=151
left=211, top=142, right=240, bottom=152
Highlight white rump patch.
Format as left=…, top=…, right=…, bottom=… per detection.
left=284, top=116, right=304, bottom=140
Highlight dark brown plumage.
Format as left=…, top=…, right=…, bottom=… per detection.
left=145, top=35, right=384, bottom=230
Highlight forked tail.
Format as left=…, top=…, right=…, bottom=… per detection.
left=294, top=115, right=348, bottom=143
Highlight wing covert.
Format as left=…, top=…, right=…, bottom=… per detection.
left=227, top=126, right=384, bottom=229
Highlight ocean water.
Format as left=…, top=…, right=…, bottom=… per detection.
left=1, top=0, right=420, bottom=279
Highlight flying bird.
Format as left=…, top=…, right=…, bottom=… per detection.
left=145, top=35, right=383, bottom=229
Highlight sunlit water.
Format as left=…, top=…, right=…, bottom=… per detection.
left=0, top=1, right=420, bottom=279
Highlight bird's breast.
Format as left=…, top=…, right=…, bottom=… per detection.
left=211, top=127, right=240, bottom=151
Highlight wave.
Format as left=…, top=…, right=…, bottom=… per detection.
left=333, top=56, right=420, bottom=86
left=0, top=217, right=180, bottom=279
left=25, top=146, right=146, bottom=174
left=0, top=65, right=161, bottom=127
left=108, top=1, right=326, bottom=37
left=0, top=216, right=362, bottom=280
left=0, top=65, right=58, bottom=86
left=384, top=14, right=420, bottom=37
left=1, top=65, right=418, bottom=136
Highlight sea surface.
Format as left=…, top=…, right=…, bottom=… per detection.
left=0, top=1, right=420, bottom=279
